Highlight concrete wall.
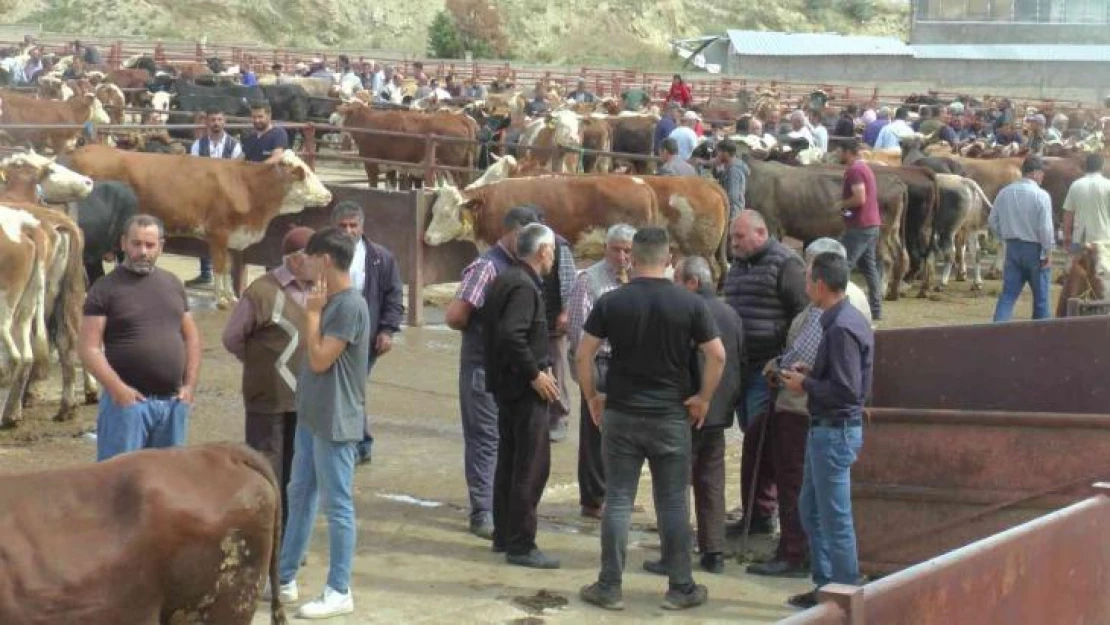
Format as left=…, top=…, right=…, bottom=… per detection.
left=725, top=54, right=1110, bottom=104
left=912, top=21, right=1110, bottom=44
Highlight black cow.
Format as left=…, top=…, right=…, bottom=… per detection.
left=464, top=106, right=511, bottom=170
left=261, top=84, right=310, bottom=145
left=174, top=82, right=265, bottom=118
left=74, top=182, right=140, bottom=284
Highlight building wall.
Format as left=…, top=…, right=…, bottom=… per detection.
left=725, top=54, right=1110, bottom=103
left=912, top=21, right=1110, bottom=44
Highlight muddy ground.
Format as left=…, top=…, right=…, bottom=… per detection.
left=0, top=253, right=1055, bottom=625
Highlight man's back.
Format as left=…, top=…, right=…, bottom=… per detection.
left=990, top=179, right=1053, bottom=247
left=584, top=278, right=718, bottom=416
left=1065, top=173, right=1110, bottom=244
left=669, top=127, right=698, bottom=160
left=659, top=158, right=696, bottom=177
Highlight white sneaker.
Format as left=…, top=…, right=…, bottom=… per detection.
left=296, top=586, right=354, bottom=619
left=278, top=580, right=299, bottom=604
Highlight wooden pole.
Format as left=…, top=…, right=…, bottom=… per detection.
left=409, top=190, right=426, bottom=327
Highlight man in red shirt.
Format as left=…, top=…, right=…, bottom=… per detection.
left=833, top=139, right=883, bottom=321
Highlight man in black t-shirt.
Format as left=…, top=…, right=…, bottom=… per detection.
left=575, top=227, right=726, bottom=612
left=242, top=101, right=290, bottom=164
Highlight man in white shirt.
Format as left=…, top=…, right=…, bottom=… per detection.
left=381, top=74, right=405, bottom=104
left=873, top=107, right=914, bottom=150
left=1063, top=153, right=1110, bottom=257
left=338, top=66, right=363, bottom=99
left=668, top=111, right=701, bottom=161
left=807, top=109, right=829, bottom=152
left=786, top=110, right=815, bottom=148
left=187, top=110, right=243, bottom=286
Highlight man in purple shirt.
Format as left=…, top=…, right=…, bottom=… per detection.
left=834, top=139, right=883, bottom=321
left=861, top=107, right=890, bottom=148
left=780, top=251, right=873, bottom=609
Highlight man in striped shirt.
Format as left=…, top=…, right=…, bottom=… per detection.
left=567, top=223, right=636, bottom=518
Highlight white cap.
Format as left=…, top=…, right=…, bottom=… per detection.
left=682, top=110, right=700, bottom=121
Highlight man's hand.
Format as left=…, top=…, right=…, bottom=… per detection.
left=587, top=393, right=606, bottom=427
left=176, top=384, right=195, bottom=405
left=790, top=362, right=812, bottom=375
left=531, top=371, right=559, bottom=402
left=374, top=332, right=393, bottom=355
left=555, top=311, right=568, bottom=335
left=110, top=384, right=145, bottom=408
left=780, top=370, right=806, bottom=393
left=684, top=395, right=709, bottom=429
left=306, top=275, right=328, bottom=314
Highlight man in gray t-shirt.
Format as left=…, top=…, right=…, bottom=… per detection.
left=276, top=227, right=370, bottom=620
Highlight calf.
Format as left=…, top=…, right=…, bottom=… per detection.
left=0, top=90, right=110, bottom=154
left=0, top=443, right=286, bottom=625
left=1056, top=243, right=1109, bottom=317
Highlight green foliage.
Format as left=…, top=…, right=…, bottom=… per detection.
left=844, top=0, right=877, bottom=22
left=427, top=10, right=463, bottom=58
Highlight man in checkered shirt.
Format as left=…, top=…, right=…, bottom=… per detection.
left=445, top=206, right=542, bottom=540
left=748, top=237, right=871, bottom=579
left=566, top=223, right=636, bottom=519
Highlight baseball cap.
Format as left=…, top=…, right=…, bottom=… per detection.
left=682, top=110, right=701, bottom=121
left=282, top=226, right=315, bottom=255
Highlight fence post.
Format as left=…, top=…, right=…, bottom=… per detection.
left=194, top=41, right=203, bottom=62
left=154, top=42, right=165, bottom=64
left=409, top=190, right=426, bottom=328
left=302, top=123, right=317, bottom=171
left=422, top=134, right=438, bottom=187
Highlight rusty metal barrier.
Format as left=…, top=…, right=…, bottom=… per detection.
left=854, top=316, right=1110, bottom=575
left=780, top=494, right=1110, bottom=625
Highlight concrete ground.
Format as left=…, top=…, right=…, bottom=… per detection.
left=0, top=251, right=1053, bottom=625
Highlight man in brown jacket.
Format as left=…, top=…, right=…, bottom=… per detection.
left=222, top=226, right=316, bottom=529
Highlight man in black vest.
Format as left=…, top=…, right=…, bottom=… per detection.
left=722, top=209, right=808, bottom=536
left=186, top=109, right=243, bottom=287
left=483, top=223, right=561, bottom=569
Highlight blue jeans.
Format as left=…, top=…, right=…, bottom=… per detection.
left=96, top=394, right=189, bottom=461
left=357, top=357, right=376, bottom=460
left=993, top=239, right=1051, bottom=322
left=842, top=226, right=883, bottom=320
left=737, top=373, right=771, bottom=432
left=279, top=424, right=359, bottom=593
left=799, top=424, right=863, bottom=587
left=199, top=256, right=213, bottom=279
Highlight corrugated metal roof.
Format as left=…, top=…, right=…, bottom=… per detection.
left=911, top=44, right=1110, bottom=62
left=725, top=30, right=911, bottom=57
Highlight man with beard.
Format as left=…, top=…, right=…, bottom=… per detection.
left=242, top=101, right=290, bottom=164
left=186, top=109, right=244, bottom=288
left=79, top=214, right=201, bottom=461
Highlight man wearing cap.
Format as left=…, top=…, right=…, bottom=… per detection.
left=989, top=157, right=1055, bottom=321
left=222, top=226, right=316, bottom=531
left=669, top=111, right=701, bottom=161
left=446, top=206, right=542, bottom=540
left=567, top=79, right=597, bottom=104
left=748, top=238, right=869, bottom=579
left=862, top=107, right=891, bottom=148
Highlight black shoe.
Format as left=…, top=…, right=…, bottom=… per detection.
left=725, top=515, right=775, bottom=537
left=579, top=582, right=624, bottom=610
left=184, top=275, right=213, bottom=287
left=787, top=590, right=818, bottom=609
left=469, top=517, right=494, bottom=540
left=506, top=549, right=560, bottom=569
left=700, top=552, right=725, bottom=574
left=747, top=559, right=809, bottom=578
left=642, top=559, right=667, bottom=576
left=661, top=584, right=708, bottom=610
left=491, top=543, right=506, bottom=553
left=357, top=452, right=372, bottom=465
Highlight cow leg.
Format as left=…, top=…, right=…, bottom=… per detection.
left=953, top=231, right=969, bottom=281
left=968, top=232, right=984, bottom=293
left=209, top=243, right=237, bottom=310
left=987, top=239, right=1005, bottom=280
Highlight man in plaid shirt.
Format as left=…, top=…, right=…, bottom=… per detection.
left=748, top=238, right=871, bottom=578
left=567, top=223, right=636, bottom=518
left=445, top=206, right=542, bottom=540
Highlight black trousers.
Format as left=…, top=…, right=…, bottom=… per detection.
left=492, top=393, right=552, bottom=556
left=245, top=411, right=297, bottom=535
left=578, top=391, right=606, bottom=509
left=691, top=428, right=726, bottom=555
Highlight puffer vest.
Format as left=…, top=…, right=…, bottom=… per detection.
left=461, top=244, right=515, bottom=364
left=723, top=239, right=801, bottom=371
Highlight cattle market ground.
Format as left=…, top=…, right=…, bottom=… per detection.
left=0, top=254, right=1056, bottom=625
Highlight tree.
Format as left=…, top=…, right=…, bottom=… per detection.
left=427, top=10, right=463, bottom=59
left=447, top=0, right=509, bottom=59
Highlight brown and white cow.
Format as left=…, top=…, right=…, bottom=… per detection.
left=0, top=443, right=286, bottom=625
left=0, top=89, right=110, bottom=154
left=68, top=145, right=332, bottom=308
left=0, top=206, right=46, bottom=426
left=425, top=175, right=659, bottom=256
left=330, top=104, right=478, bottom=189
left=1056, top=242, right=1109, bottom=317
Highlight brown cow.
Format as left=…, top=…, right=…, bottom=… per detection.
left=1056, top=243, right=1108, bottom=317
left=67, top=145, right=332, bottom=308
left=608, top=116, right=656, bottom=174
left=580, top=117, right=613, bottom=174
left=0, top=443, right=286, bottom=625
left=424, top=175, right=659, bottom=256
left=0, top=90, right=110, bottom=154
left=330, top=104, right=478, bottom=189
left=0, top=205, right=47, bottom=426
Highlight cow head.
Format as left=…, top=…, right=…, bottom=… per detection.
left=328, top=101, right=366, bottom=127
left=465, top=154, right=517, bottom=190
left=277, top=151, right=332, bottom=213
left=425, top=183, right=477, bottom=246
left=549, top=109, right=581, bottom=149
left=146, top=91, right=173, bottom=124
left=1, top=151, right=94, bottom=202
left=71, top=92, right=111, bottom=124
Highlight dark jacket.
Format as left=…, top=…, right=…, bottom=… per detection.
left=723, top=238, right=807, bottom=374
left=359, top=236, right=404, bottom=366
left=693, top=287, right=745, bottom=430
left=541, top=235, right=570, bottom=335
left=483, top=264, right=551, bottom=401
left=803, top=298, right=874, bottom=420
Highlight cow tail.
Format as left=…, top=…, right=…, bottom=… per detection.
left=234, top=445, right=286, bottom=625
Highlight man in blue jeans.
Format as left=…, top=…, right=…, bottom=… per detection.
left=989, top=156, right=1055, bottom=322
left=780, top=252, right=873, bottom=609
left=277, top=227, right=370, bottom=619
left=834, top=138, right=884, bottom=321
left=79, top=214, right=200, bottom=461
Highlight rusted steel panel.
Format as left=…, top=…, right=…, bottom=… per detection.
left=854, top=407, right=1110, bottom=572
left=871, top=317, right=1110, bottom=414
left=776, top=603, right=846, bottom=625
left=860, top=496, right=1110, bottom=625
